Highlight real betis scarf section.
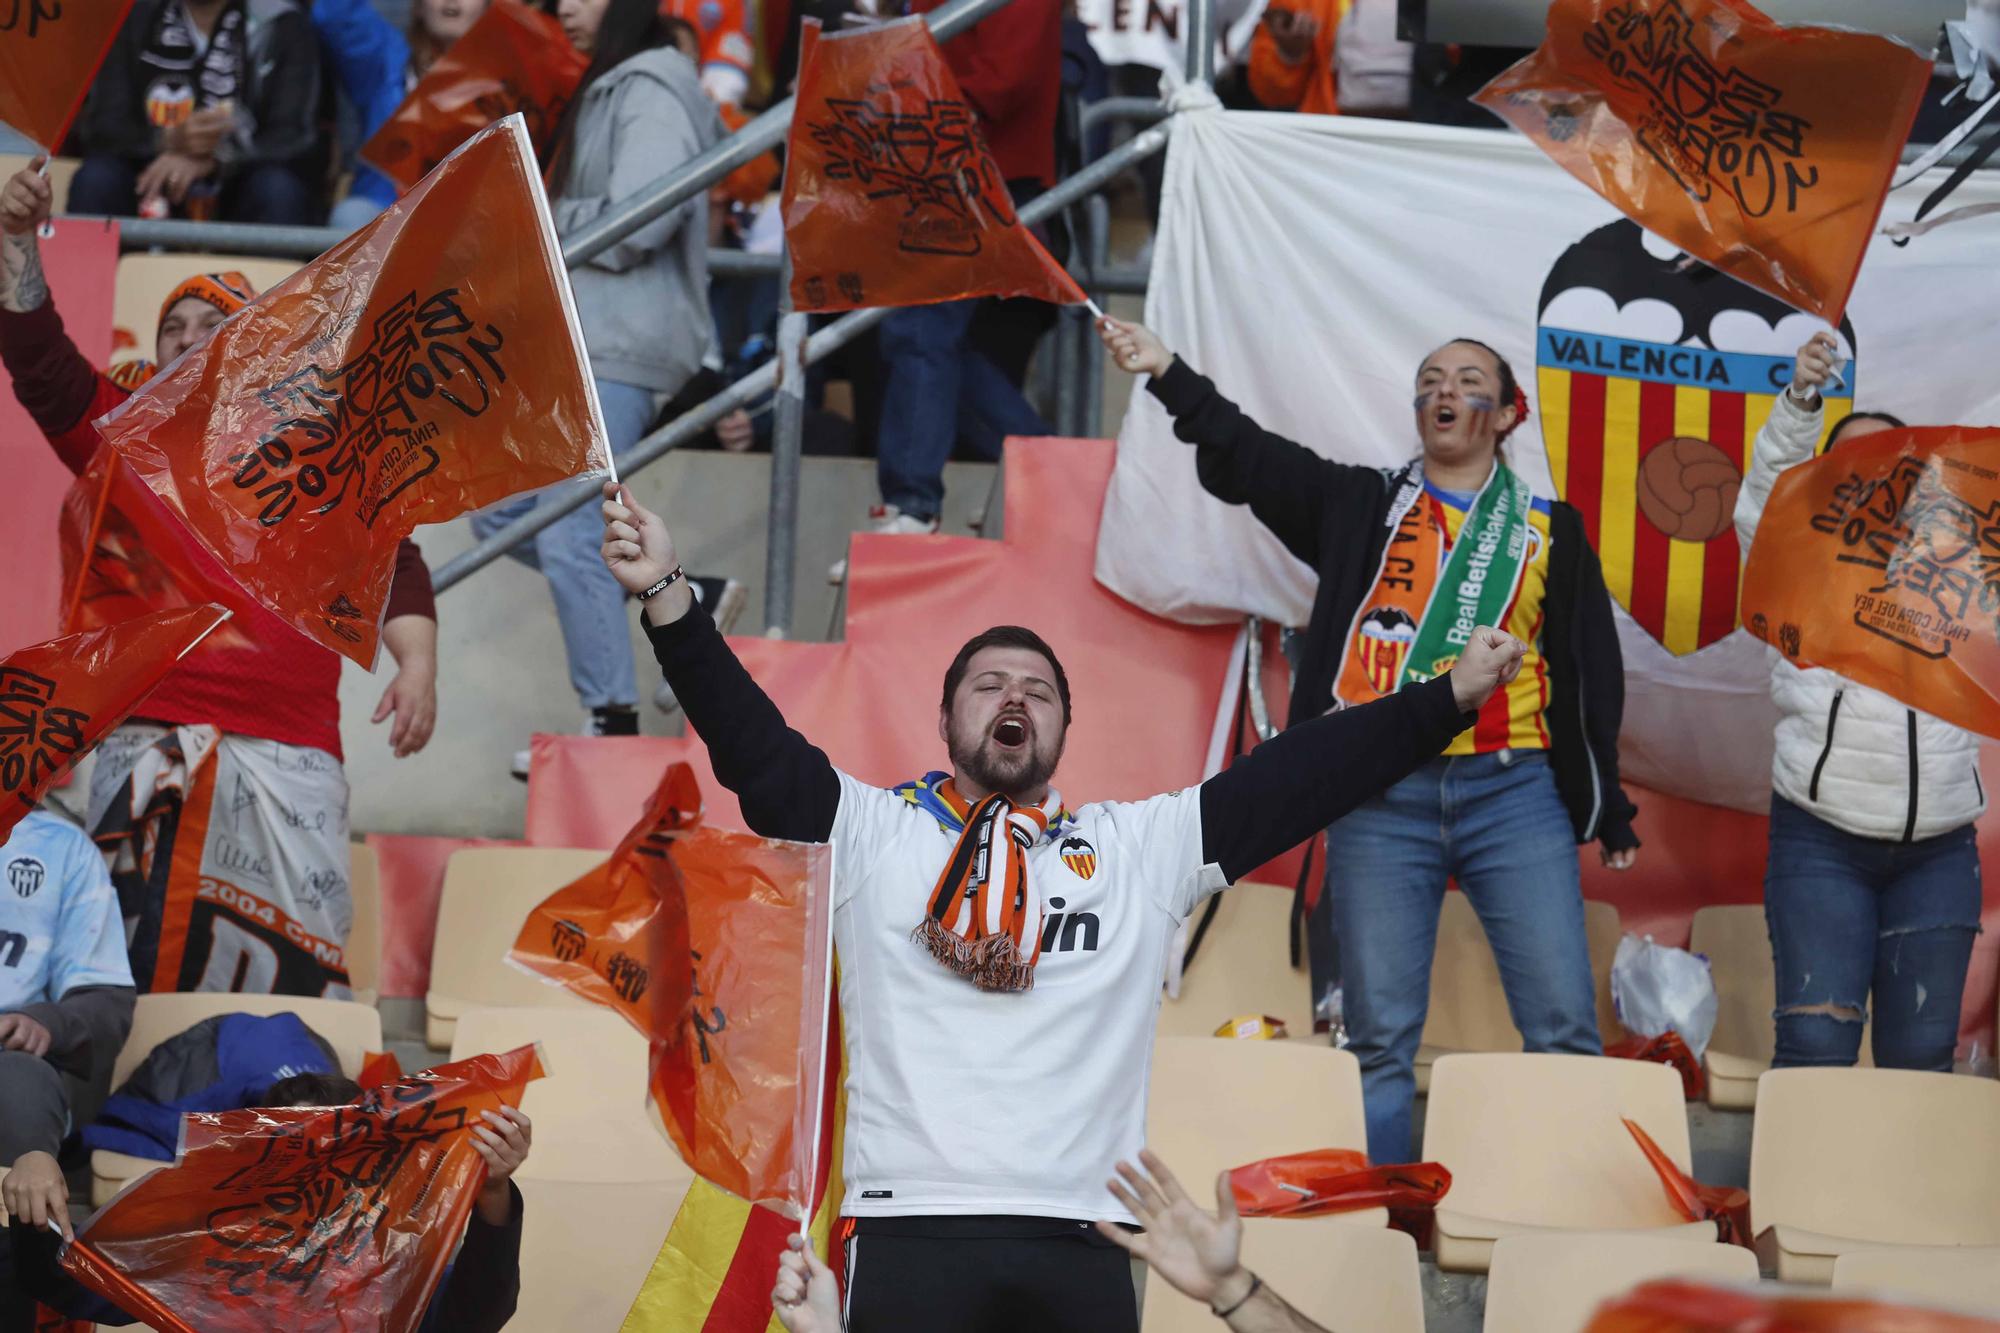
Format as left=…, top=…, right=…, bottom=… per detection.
left=1336, top=461, right=1534, bottom=702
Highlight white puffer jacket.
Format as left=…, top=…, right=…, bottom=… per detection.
left=1733, top=391, right=1987, bottom=842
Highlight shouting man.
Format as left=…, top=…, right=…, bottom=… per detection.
left=599, top=480, right=1524, bottom=1332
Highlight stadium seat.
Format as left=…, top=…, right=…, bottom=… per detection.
left=1831, top=1246, right=2000, bottom=1313
left=1140, top=1218, right=1422, bottom=1332
left=1690, top=904, right=1871, bottom=1110
left=1750, top=1068, right=2000, bottom=1283
left=90, top=993, right=383, bottom=1206
left=448, top=1006, right=690, bottom=1185
left=0, top=154, right=80, bottom=212
left=109, top=252, right=298, bottom=369
left=1155, top=882, right=1311, bottom=1038
left=424, top=847, right=605, bottom=1049
left=1146, top=1036, right=1381, bottom=1227
left=1423, top=1053, right=1712, bottom=1272
left=1413, top=894, right=1624, bottom=1093
left=347, top=840, right=381, bottom=1007
left=510, top=1177, right=689, bottom=1331
left=1484, top=1230, right=1760, bottom=1332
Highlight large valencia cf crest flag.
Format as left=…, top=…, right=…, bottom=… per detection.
left=1536, top=222, right=1856, bottom=656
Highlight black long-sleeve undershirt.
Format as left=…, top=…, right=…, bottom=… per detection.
left=644, top=603, right=1472, bottom=883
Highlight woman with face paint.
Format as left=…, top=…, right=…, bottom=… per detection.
left=1099, top=317, right=1639, bottom=1166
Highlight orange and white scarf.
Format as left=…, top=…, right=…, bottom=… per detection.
left=902, top=774, right=1068, bottom=993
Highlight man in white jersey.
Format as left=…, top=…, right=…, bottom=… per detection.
left=599, top=481, right=1524, bottom=1332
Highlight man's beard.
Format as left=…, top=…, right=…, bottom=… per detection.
left=948, top=724, right=1061, bottom=801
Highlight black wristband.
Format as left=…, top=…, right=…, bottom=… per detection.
left=1213, top=1273, right=1261, bottom=1319
left=637, top=566, right=686, bottom=602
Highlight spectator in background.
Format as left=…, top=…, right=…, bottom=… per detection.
left=69, top=0, right=323, bottom=224
left=1331, top=0, right=1412, bottom=117
left=1248, top=0, right=1343, bottom=115
left=828, top=0, right=1061, bottom=583
left=0, top=161, right=438, bottom=999
left=659, top=0, right=756, bottom=106
left=312, top=0, right=494, bottom=231
left=479, top=0, right=732, bottom=778
left=1734, top=334, right=1985, bottom=1075
left=4, top=1073, right=532, bottom=1333
left=0, top=812, right=135, bottom=1326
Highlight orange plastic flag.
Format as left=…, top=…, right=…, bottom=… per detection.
left=1473, top=0, right=1931, bottom=323
left=1622, top=1118, right=1750, bottom=1247
left=0, top=0, right=137, bottom=152
left=1741, top=427, right=2000, bottom=741
left=1, top=605, right=229, bottom=841
left=510, top=762, right=836, bottom=1212
left=359, top=0, right=588, bottom=194
left=58, top=442, right=255, bottom=650
left=1228, top=1149, right=1452, bottom=1218
left=1586, top=1278, right=2000, bottom=1331
left=59, top=1045, right=545, bottom=1333
left=95, top=116, right=612, bottom=667
left=781, top=16, right=1087, bottom=313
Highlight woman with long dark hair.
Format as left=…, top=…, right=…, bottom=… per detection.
left=474, top=0, right=731, bottom=779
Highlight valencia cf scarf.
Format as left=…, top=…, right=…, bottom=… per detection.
left=893, top=772, right=1069, bottom=993
left=1334, top=460, right=1533, bottom=704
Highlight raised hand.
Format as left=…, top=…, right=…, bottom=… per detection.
left=1448, top=627, right=1526, bottom=713
left=1790, top=332, right=1839, bottom=398
left=771, top=1233, right=843, bottom=1333
left=1095, top=1150, right=1248, bottom=1308
left=1098, top=316, right=1173, bottom=378
left=1262, top=7, right=1319, bottom=63
left=601, top=481, right=693, bottom=624
left=0, top=159, right=53, bottom=237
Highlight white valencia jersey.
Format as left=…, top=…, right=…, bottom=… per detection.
left=830, top=771, right=1227, bottom=1222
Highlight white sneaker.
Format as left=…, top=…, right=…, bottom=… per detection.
left=827, top=504, right=941, bottom=585
left=510, top=705, right=641, bottom=780
left=653, top=577, right=748, bottom=713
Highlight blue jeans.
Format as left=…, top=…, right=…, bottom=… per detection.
left=70, top=156, right=314, bottom=224
left=1764, top=795, right=1981, bottom=1071
left=1328, top=751, right=1600, bottom=1164
left=875, top=298, right=1049, bottom=521
left=469, top=378, right=651, bottom=710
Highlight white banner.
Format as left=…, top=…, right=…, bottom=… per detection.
left=1096, top=109, right=2000, bottom=810
left=1073, top=0, right=1265, bottom=73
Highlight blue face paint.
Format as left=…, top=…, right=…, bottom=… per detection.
left=1413, top=392, right=1434, bottom=411
left=1464, top=394, right=1497, bottom=413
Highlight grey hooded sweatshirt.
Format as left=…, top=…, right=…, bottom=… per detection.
left=551, top=46, right=725, bottom=395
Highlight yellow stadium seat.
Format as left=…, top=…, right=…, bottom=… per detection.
left=1484, top=1230, right=1760, bottom=1333
left=90, top=993, right=382, bottom=1206
left=448, top=1006, right=690, bottom=1185
left=0, top=154, right=80, bottom=212
left=110, top=252, right=297, bottom=368
left=509, top=1177, right=689, bottom=1331
left=425, top=847, right=605, bottom=1049
left=1831, top=1246, right=2000, bottom=1314
left=1141, top=1218, right=1422, bottom=1333
left=1690, top=904, right=1871, bottom=1111
left=1413, top=894, right=1623, bottom=1093
left=1146, top=1035, right=1381, bottom=1228
left=1750, top=1068, right=2000, bottom=1283
left=1156, top=882, right=1311, bottom=1038
left=1423, top=1053, right=1712, bottom=1273
left=346, top=841, right=381, bottom=1007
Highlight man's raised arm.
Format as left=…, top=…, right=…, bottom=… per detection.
left=601, top=482, right=840, bottom=842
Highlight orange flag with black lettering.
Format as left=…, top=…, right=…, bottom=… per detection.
left=782, top=16, right=1086, bottom=313
left=58, top=442, right=256, bottom=649
left=1, top=605, right=229, bottom=842
left=360, top=0, right=588, bottom=193
left=0, top=0, right=136, bottom=152
left=1474, top=0, right=1931, bottom=323
left=1741, top=427, right=2000, bottom=741
left=509, top=762, right=837, bottom=1212
left=95, top=116, right=612, bottom=668
left=59, top=1046, right=545, bottom=1333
